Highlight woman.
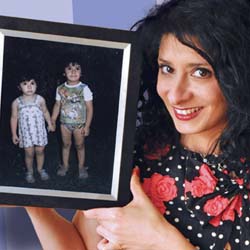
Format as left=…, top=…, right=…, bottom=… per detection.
left=26, top=0, right=250, bottom=249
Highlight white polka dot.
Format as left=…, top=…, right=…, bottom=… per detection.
left=211, top=232, right=216, bottom=237
left=235, top=238, right=240, bottom=243
left=146, top=167, right=151, bottom=171
left=165, top=210, right=171, bottom=215
left=245, top=240, right=250, bottom=246
left=169, top=201, right=174, bottom=205
left=178, top=207, right=183, bottom=211
left=174, top=218, right=179, bottom=223
left=177, top=165, right=182, bottom=169
left=195, top=205, right=201, bottom=210
left=175, top=177, right=179, bottom=181
left=200, top=221, right=204, bottom=225
left=172, top=145, right=176, bottom=149
left=195, top=165, right=200, bottom=170
left=181, top=156, right=185, bottom=159
left=180, top=196, right=185, bottom=200
left=187, top=225, right=192, bottom=230
left=203, top=158, right=208, bottom=163
left=168, top=156, right=173, bottom=160
left=239, top=185, right=244, bottom=189
left=218, top=234, right=224, bottom=239
left=236, top=225, right=241, bottom=230
left=244, top=194, right=248, bottom=199
left=190, top=213, right=196, bottom=218
left=245, top=217, right=250, bottom=222
left=209, top=243, right=215, bottom=249
left=158, top=162, right=162, bottom=166
left=165, top=168, right=170, bottom=172
left=197, top=233, right=203, bottom=238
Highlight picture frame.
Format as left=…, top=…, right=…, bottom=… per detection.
left=0, top=15, right=141, bottom=209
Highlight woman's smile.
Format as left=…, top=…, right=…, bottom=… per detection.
left=173, top=106, right=203, bottom=120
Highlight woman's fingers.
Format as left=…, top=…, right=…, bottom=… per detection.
left=97, top=238, right=122, bottom=250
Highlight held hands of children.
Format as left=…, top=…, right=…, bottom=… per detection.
left=47, top=123, right=55, bottom=132
left=84, top=168, right=195, bottom=250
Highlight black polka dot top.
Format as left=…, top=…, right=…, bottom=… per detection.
left=134, top=141, right=250, bottom=250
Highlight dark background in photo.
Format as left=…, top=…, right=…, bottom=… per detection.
left=0, top=35, right=123, bottom=194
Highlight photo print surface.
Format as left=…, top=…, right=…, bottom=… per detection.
left=0, top=16, right=141, bottom=209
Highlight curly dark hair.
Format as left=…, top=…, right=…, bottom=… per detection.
left=134, top=0, right=250, bottom=157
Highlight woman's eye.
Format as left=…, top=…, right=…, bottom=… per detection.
left=192, top=68, right=212, bottom=78
left=159, top=65, right=174, bottom=74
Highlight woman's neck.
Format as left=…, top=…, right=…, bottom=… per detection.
left=180, top=132, right=221, bottom=156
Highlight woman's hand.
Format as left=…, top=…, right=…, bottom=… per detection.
left=84, top=168, right=195, bottom=250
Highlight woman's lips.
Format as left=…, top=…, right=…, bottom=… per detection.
left=173, top=107, right=202, bottom=121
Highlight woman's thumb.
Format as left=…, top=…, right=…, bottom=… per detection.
left=130, top=167, right=148, bottom=202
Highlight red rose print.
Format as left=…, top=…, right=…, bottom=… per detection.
left=142, top=173, right=178, bottom=214
left=144, top=144, right=171, bottom=160
left=185, top=164, right=218, bottom=198
left=240, top=157, right=246, bottom=163
left=209, top=214, right=222, bottom=227
left=207, top=194, right=242, bottom=227
left=151, top=198, right=167, bottom=214
left=204, top=195, right=229, bottom=216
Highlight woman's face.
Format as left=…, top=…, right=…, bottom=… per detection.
left=157, top=34, right=227, bottom=145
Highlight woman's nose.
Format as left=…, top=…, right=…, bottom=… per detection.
left=165, top=75, right=192, bottom=105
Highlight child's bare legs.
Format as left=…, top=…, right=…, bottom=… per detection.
left=35, top=146, right=45, bottom=172
left=58, top=125, right=72, bottom=176
left=73, top=128, right=88, bottom=179
left=35, top=146, right=49, bottom=180
left=24, top=146, right=35, bottom=183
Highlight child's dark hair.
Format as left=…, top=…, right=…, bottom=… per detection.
left=18, top=76, right=37, bottom=90
left=63, top=61, right=82, bottom=71
left=135, top=0, right=250, bottom=157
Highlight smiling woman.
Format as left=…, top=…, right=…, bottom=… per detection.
left=157, top=34, right=228, bottom=154
left=23, top=0, right=250, bottom=250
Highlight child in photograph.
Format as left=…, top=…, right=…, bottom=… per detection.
left=51, top=61, right=93, bottom=179
left=10, top=77, right=54, bottom=183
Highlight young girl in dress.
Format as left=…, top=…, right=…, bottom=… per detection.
left=10, top=77, right=54, bottom=183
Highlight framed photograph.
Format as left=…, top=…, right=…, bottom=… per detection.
left=0, top=16, right=141, bottom=209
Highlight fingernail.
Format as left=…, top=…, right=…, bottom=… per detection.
left=133, top=166, right=140, bottom=176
